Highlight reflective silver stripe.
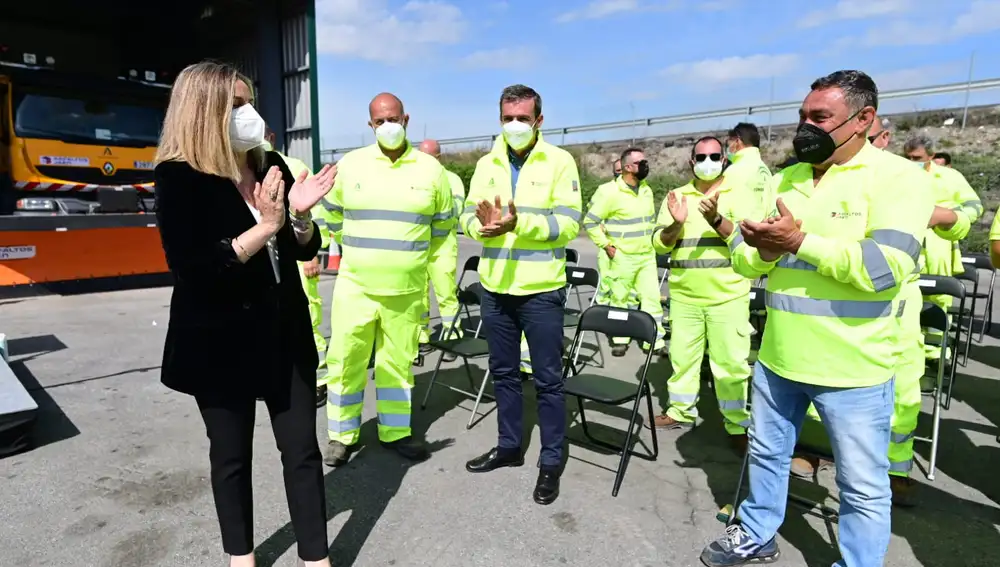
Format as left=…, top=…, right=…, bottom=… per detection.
left=676, top=237, right=727, bottom=248
left=669, top=392, right=698, bottom=404
left=376, top=387, right=412, bottom=402
left=322, top=200, right=343, bottom=213
left=431, top=228, right=450, bottom=238
left=766, top=291, right=900, bottom=318
left=889, top=459, right=913, bottom=473
left=345, top=209, right=432, bottom=224
left=342, top=235, right=429, bottom=251
left=607, top=229, right=653, bottom=239
left=728, top=233, right=744, bottom=252
left=860, top=238, right=896, bottom=292
left=961, top=200, right=982, bottom=210
left=462, top=205, right=477, bottom=215
left=553, top=206, right=580, bottom=220
left=328, top=391, right=365, bottom=406
left=520, top=349, right=531, bottom=361
left=432, top=211, right=452, bottom=221
left=671, top=258, right=731, bottom=269
left=314, top=219, right=328, bottom=228
left=330, top=222, right=343, bottom=233
left=481, top=247, right=566, bottom=261
left=545, top=215, right=560, bottom=242
left=377, top=413, right=411, bottom=427
left=718, top=399, right=746, bottom=411
left=890, top=430, right=915, bottom=444
left=605, top=215, right=654, bottom=226
left=518, top=206, right=550, bottom=214
left=328, top=416, right=362, bottom=433
left=870, top=229, right=920, bottom=262
left=583, top=211, right=602, bottom=229
left=777, top=255, right=817, bottom=271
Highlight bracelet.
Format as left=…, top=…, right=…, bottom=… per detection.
left=289, top=212, right=313, bottom=233
left=233, top=237, right=249, bottom=261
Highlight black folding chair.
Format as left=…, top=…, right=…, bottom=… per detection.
left=563, top=305, right=660, bottom=497
left=954, top=264, right=980, bottom=366
left=917, top=275, right=966, bottom=409
left=656, top=253, right=671, bottom=291
left=962, top=254, right=997, bottom=343
left=915, top=302, right=950, bottom=481
left=747, top=287, right=766, bottom=365
left=456, top=256, right=483, bottom=335
left=420, top=283, right=496, bottom=429
left=567, top=247, right=580, bottom=264
left=564, top=266, right=604, bottom=366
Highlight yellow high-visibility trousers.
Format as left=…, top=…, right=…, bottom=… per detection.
left=324, top=276, right=422, bottom=445
left=298, top=262, right=327, bottom=386
left=419, top=234, right=463, bottom=343
left=606, top=251, right=665, bottom=349
left=666, top=296, right=751, bottom=434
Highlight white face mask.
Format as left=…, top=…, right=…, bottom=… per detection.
left=693, top=159, right=723, bottom=181
left=502, top=120, right=535, bottom=151
left=229, top=103, right=266, bottom=153
left=375, top=122, right=406, bottom=150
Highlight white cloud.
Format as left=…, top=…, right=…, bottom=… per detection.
left=459, top=47, right=537, bottom=70
left=798, top=0, right=909, bottom=29
left=870, top=64, right=957, bottom=92
left=659, top=53, right=800, bottom=85
left=555, top=0, right=679, bottom=23
left=489, top=1, right=509, bottom=11
left=849, top=0, right=1000, bottom=46
left=316, top=0, right=467, bottom=64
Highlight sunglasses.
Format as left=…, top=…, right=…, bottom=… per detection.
left=694, top=153, right=722, bottom=162
left=868, top=131, right=886, bottom=143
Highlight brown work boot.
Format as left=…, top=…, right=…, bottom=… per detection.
left=890, top=475, right=917, bottom=508
left=729, top=433, right=749, bottom=455
left=789, top=455, right=832, bottom=479
left=653, top=414, right=694, bottom=431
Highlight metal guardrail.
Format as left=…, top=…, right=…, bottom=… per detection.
left=321, top=77, right=1000, bottom=159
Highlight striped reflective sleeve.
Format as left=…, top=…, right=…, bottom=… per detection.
left=430, top=168, right=456, bottom=241
left=765, top=291, right=904, bottom=319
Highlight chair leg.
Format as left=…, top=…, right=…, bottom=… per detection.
left=726, top=446, right=752, bottom=527
left=611, top=396, right=647, bottom=497
left=420, top=351, right=447, bottom=409
left=928, top=382, right=944, bottom=482
left=467, top=368, right=493, bottom=430
left=645, top=385, right=659, bottom=460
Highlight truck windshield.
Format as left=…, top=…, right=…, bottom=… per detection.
left=13, top=92, right=165, bottom=147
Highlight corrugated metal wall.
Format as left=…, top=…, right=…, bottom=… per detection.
left=280, top=13, right=315, bottom=170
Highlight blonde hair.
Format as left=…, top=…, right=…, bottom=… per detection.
left=155, top=61, right=256, bottom=183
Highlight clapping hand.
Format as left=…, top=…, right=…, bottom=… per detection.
left=667, top=192, right=688, bottom=224
left=479, top=195, right=518, bottom=238
left=699, top=192, right=721, bottom=224
left=255, top=166, right=286, bottom=232
left=288, top=163, right=337, bottom=217
left=740, top=198, right=804, bottom=261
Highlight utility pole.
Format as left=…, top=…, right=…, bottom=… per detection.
left=766, top=76, right=775, bottom=142
left=961, top=51, right=975, bottom=130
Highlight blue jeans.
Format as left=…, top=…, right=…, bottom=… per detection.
left=481, top=287, right=567, bottom=467
left=739, top=362, right=893, bottom=567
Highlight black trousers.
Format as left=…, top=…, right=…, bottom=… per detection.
left=196, top=366, right=328, bottom=561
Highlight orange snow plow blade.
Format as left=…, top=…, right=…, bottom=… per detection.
left=0, top=215, right=168, bottom=288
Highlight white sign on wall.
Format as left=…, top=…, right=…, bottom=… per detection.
left=0, top=245, right=37, bottom=260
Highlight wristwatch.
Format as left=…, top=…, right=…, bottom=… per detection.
left=710, top=214, right=724, bottom=228
left=288, top=209, right=313, bottom=232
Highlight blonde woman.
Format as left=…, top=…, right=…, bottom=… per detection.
left=153, top=61, right=335, bottom=567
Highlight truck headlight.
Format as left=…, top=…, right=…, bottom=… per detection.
left=15, top=197, right=57, bottom=212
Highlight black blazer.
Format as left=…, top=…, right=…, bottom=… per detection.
left=154, top=151, right=322, bottom=397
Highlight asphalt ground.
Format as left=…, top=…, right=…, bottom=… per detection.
left=2, top=235, right=1000, bottom=567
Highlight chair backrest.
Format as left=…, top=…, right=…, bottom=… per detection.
left=656, top=254, right=671, bottom=270
left=916, top=275, right=966, bottom=300
left=749, top=287, right=766, bottom=312
left=962, top=254, right=994, bottom=272
left=575, top=305, right=658, bottom=344
left=920, top=302, right=949, bottom=335
left=462, top=255, right=480, bottom=273
left=458, top=282, right=485, bottom=306
left=566, top=248, right=579, bottom=264
left=566, top=266, right=600, bottom=288
left=955, top=263, right=977, bottom=282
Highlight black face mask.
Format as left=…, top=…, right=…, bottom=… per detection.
left=635, top=160, right=650, bottom=181
left=792, top=110, right=861, bottom=164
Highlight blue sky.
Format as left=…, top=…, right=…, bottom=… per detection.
left=315, top=0, right=1000, bottom=152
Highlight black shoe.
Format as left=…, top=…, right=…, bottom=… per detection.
left=382, top=436, right=430, bottom=462
left=533, top=466, right=561, bottom=505
left=324, top=440, right=356, bottom=467
left=465, top=447, right=524, bottom=473
left=442, top=351, right=458, bottom=362
left=611, top=344, right=628, bottom=357
left=316, top=384, right=327, bottom=408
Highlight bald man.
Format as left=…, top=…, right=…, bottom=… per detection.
left=416, top=139, right=467, bottom=355
left=320, top=93, right=455, bottom=466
